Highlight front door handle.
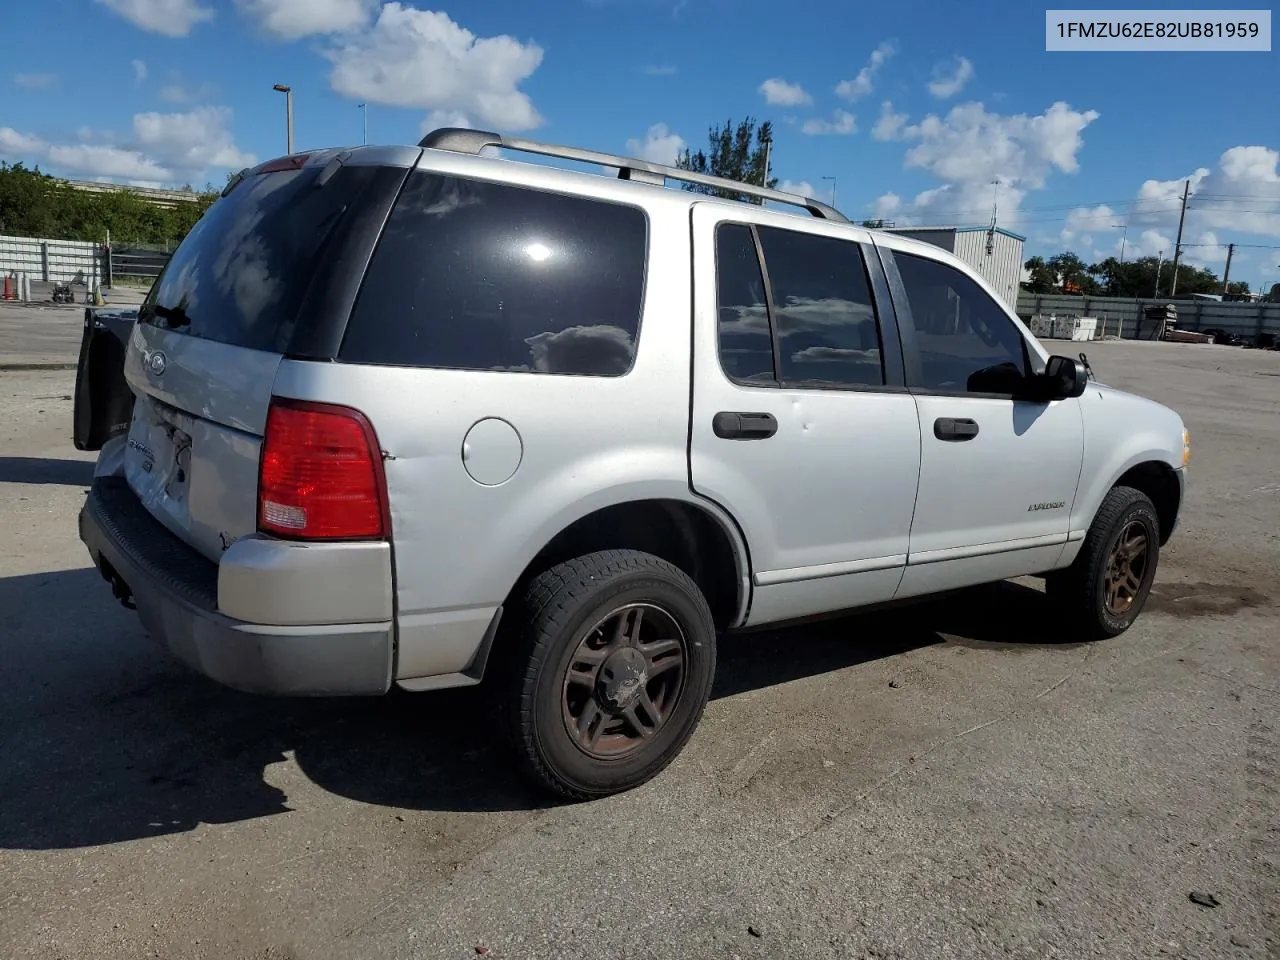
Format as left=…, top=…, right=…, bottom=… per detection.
left=713, top=411, right=778, bottom=440
left=934, top=417, right=979, bottom=441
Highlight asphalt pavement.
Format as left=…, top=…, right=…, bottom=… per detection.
left=1, top=339, right=1276, bottom=960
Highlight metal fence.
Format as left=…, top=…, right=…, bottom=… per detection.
left=109, top=245, right=171, bottom=283
left=0, top=233, right=106, bottom=284
left=1016, top=292, right=1280, bottom=341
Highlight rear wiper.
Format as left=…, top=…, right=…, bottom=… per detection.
left=153, top=304, right=192, bottom=329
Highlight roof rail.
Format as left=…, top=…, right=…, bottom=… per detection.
left=418, top=127, right=849, bottom=224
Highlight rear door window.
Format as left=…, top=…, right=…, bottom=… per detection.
left=340, top=172, right=648, bottom=377
left=712, top=221, right=885, bottom=388
left=138, top=162, right=384, bottom=354
left=756, top=225, right=884, bottom=388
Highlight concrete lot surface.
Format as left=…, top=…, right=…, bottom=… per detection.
left=0, top=287, right=145, bottom=369
left=1, top=340, right=1277, bottom=960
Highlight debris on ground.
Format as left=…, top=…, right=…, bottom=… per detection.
left=1189, top=891, right=1220, bottom=908
left=747, top=925, right=763, bottom=938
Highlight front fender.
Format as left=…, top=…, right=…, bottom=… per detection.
left=1069, top=384, right=1185, bottom=541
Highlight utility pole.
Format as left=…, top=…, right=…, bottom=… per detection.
left=358, top=102, right=367, bottom=145
left=1221, top=243, right=1235, bottom=295
left=1112, top=222, right=1128, bottom=264
left=272, top=84, right=294, bottom=154
left=1154, top=250, right=1164, bottom=297
left=1169, top=178, right=1190, bottom=295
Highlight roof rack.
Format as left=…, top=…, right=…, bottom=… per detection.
left=418, top=127, right=848, bottom=224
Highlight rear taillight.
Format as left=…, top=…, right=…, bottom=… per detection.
left=258, top=398, right=389, bottom=540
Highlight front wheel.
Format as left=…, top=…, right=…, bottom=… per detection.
left=508, top=550, right=717, bottom=800
left=1046, top=485, right=1161, bottom=640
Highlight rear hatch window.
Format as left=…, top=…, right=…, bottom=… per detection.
left=137, top=158, right=389, bottom=354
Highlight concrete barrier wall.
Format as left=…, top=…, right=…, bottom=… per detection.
left=0, top=234, right=104, bottom=284
left=1016, top=292, right=1280, bottom=340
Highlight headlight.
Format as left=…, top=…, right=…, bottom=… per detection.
left=1182, top=428, right=1191, bottom=466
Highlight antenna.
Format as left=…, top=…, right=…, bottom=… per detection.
left=986, top=179, right=1000, bottom=255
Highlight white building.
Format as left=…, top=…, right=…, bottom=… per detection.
left=885, top=226, right=1026, bottom=311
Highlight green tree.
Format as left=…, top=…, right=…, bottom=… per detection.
left=675, top=116, right=778, bottom=203
left=0, top=161, right=218, bottom=246
left=1022, top=255, right=1057, bottom=294
left=1225, top=280, right=1251, bottom=296
left=1047, top=251, right=1100, bottom=294
left=1085, top=255, right=1222, bottom=298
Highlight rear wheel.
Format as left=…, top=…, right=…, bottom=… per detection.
left=1046, top=485, right=1160, bottom=640
left=508, top=550, right=716, bottom=800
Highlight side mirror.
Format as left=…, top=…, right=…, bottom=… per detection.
left=1040, top=354, right=1089, bottom=400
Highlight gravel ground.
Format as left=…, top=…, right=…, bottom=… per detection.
left=0, top=339, right=1276, bottom=960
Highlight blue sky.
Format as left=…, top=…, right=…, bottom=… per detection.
left=3, top=0, right=1278, bottom=287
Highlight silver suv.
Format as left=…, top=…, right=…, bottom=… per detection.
left=76, top=128, right=1189, bottom=799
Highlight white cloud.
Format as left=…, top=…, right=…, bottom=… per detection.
left=776, top=179, right=817, bottom=199
left=759, top=78, right=811, bottom=107
left=95, top=0, right=214, bottom=37
left=876, top=100, right=1100, bottom=228
left=801, top=110, right=856, bottom=136
left=643, top=64, right=677, bottom=76
left=236, top=0, right=377, bottom=39
left=1, top=107, right=253, bottom=186
left=1060, top=203, right=1118, bottom=243
left=0, top=128, right=48, bottom=156
left=14, top=73, right=56, bottom=89
left=1056, top=144, right=1280, bottom=272
left=870, top=192, right=902, bottom=221
left=422, top=109, right=473, bottom=133
left=46, top=144, right=173, bottom=182
left=132, top=106, right=256, bottom=174
left=132, top=59, right=148, bottom=83
left=928, top=56, right=974, bottom=99
left=871, top=100, right=908, bottom=141
left=327, top=4, right=543, bottom=131
left=159, top=81, right=216, bottom=104
left=836, top=41, right=895, bottom=100
left=626, top=123, right=686, bottom=165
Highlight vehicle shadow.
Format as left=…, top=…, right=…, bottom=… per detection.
left=0, top=456, right=95, bottom=486
left=0, top=569, right=1070, bottom=851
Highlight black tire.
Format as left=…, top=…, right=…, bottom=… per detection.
left=507, top=549, right=717, bottom=801
left=1046, top=485, right=1161, bottom=641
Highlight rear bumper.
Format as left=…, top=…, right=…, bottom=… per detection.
left=79, top=478, right=393, bottom=696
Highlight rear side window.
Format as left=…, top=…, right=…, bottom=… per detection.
left=713, top=221, right=885, bottom=388
left=341, top=172, right=648, bottom=376
left=138, top=163, right=382, bottom=354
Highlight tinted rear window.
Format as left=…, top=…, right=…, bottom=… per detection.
left=138, top=163, right=382, bottom=354
left=339, top=171, right=648, bottom=376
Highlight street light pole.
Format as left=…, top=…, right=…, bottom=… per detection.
left=358, top=102, right=367, bottom=145
left=272, top=84, right=293, bottom=155
left=821, top=175, right=837, bottom=208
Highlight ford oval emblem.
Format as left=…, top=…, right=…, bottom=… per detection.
left=147, top=350, right=167, bottom=376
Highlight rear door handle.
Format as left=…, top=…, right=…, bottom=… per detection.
left=713, top=411, right=778, bottom=440
left=934, top=417, right=979, bottom=441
